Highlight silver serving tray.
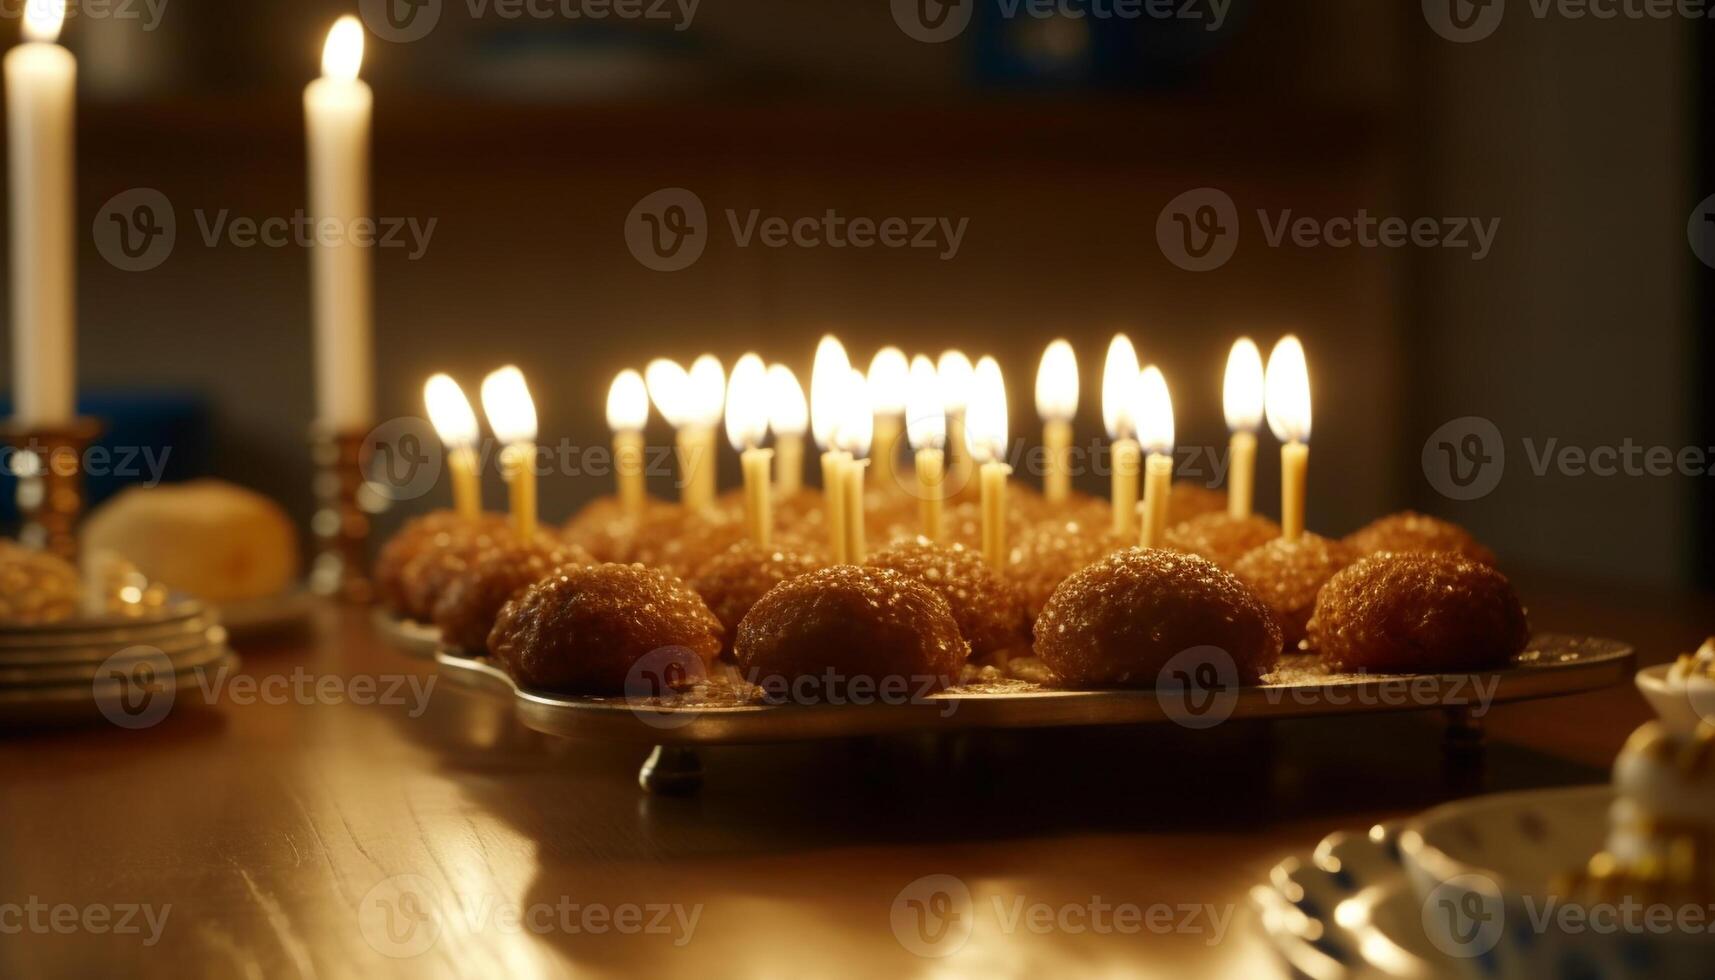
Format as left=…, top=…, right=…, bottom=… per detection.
left=372, top=610, right=442, bottom=659
left=433, top=633, right=1634, bottom=746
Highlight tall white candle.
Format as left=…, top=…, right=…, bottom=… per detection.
left=305, top=17, right=373, bottom=431
left=6, top=1, right=76, bottom=427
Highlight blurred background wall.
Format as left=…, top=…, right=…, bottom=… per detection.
left=0, top=0, right=1707, bottom=589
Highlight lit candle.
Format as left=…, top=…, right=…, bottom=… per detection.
left=726, top=354, right=773, bottom=547
left=424, top=374, right=481, bottom=519
left=966, top=357, right=1011, bottom=570
left=937, top=350, right=975, bottom=500
left=867, top=347, right=909, bottom=495
left=1223, top=338, right=1264, bottom=519
left=6, top=1, right=75, bottom=427
left=766, top=364, right=808, bottom=495
left=1035, top=339, right=1078, bottom=503
left=905, top=354, right=946, bottom=541
left=480, top=366, right=538, bottom=540
left=1266, top=335, right=1313, bottom=542
left=305, top=17, right=374, bottom=431
left=606, top=369, right=650, bottom=518
left=836, top=370, right=874, bottom=563
left=686, top=354, right=725, bottom=511
left=645, top=358, right=693, bottom=508
left=811, top=336, right=852, bottom=561
left=1135, top=366, right=1175, bottom=549
left=1102, top=334, right=1141, bottom=535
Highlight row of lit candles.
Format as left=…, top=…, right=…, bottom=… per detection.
left=423, top=336, right=1313, bottom=572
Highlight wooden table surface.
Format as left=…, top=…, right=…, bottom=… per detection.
left=0, top=575, right=1705, bottom=979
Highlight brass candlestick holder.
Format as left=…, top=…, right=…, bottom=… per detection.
left=309, top=427, right=388, bottom=602
left=2, top=419, right=103, bottom=563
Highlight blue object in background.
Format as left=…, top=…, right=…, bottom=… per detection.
left=969, top=0, right=1253, bottom=89
left=0, top=392, right=211, bottom=529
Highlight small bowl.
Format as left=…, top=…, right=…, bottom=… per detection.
left=1634, top=664, right=1715, bottom=735
left=1399, top=786, right=1712, bottom=978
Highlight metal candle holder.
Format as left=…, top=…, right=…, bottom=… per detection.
left=309, top=427, right=385, bottom=602
left=2, top=418, right=102, bottom=563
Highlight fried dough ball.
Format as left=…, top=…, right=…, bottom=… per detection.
left=0, top=541, right=81, bottom=626
left=734, top=565, right=970, bottom=692
left=563, top=495, right=673, bottom=563
left=867, top=538, right=1030, bottom=659
left=432, top=535, right=594, bottom=653
left=942, top=500, right=1035, bottom=552
left=1168, top=481, right=1228, bottom=524
left=1344, top=511, right=1497, bottom=566
left=392, top=517, right=515, bottom=622
left=375, top=511, right=504, bottom=617
left=687, top=541, right=829, bottom=654
left=1231, top=533, right=1359, bottom=651
left=1004, top=518, right=1129, bottom=619
left=629, top=509, right=750, bottom=580
left=1034, top=548, right=1283, bottom=688
left=1307, top=553, right=1529, bottom=673
left=489, top=563, right=724, bottom=695
left=1162, top=513, right=1282, bottom=570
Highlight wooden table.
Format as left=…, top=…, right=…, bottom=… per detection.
left=0, top=575, right=1702, bottom=978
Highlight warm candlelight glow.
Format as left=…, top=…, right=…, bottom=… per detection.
left=810, top=335, right=852, bottom=450
left=725, top=354, right=769, bottom=451
left=644, top=358, right=692, bottom=428
left=23, top=0, right=66, bottom=43
left=965, top=357, right=1008, bottom=464
left=837, top=370, right=874, bottom=562
left=1135, top=366, right=1174, bottom=456
left=1266, top=335, right=1312, bottom=444
left=867, top=347, right=909, bottom=415
left=1035, top=339, right=1078, bottom=423
left=1223, top=338, right=1265, bottom=434
left=321, top=16, right=365, bottom=82
left=836, top=370, right=874, bottom=459
left=606, top=369, right=649, bottom=433
left=688, top=354, right=726, bottom=428
left=1101, top=333, right=1140, bottom=440
left=937, top=350, right=975, bottom=413
left=479, top=366, right=537, bottom=445
left=905, top=355, right=945, bottom=451
left=767, top=364, right=808, bottom=437
left=424, top=374, right=478, bottom=449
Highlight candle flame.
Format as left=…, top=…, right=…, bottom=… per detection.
left=905, top=354, right=945, bottom=452
left=688, top=354, right=726, bottom=428
left=1101, top=333, right=1140, bottom=440
left=23, top=0, right=66, bottom=43
left=810, top=335, right=851, bottom=449
left=424, top=374, right=479, bottom=449
left=480, top=366, right=537, bottom=445
left=1223, top=337, right=1265, bottom=434
left=766, top=364, right=808, bottom=437
left=867, top=347, right=910, bottom=415
left=1265, top=335, right=1312, bottom=444
left=321, top=16, right=365, bottom=82
left=1035, top=339, right=1078, bottom=423
left=936, top=350, right=975, bottom=413
left=1135, top=366, right=1175, bottom=455
left=606, top=369, right=649, bottom=433
left=725, top=354, right=770, bottom=452
left=965, top=357, right=1009, bottom=464
left=645, top=358, right=693, bottom=428
left=835, top=369, right=874, bottom=458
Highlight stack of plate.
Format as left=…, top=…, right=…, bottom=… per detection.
left=0, top=598, right=236, bottom=729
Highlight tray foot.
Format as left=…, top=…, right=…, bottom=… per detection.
left=1443, top=707, right=1486, bottom=759
left=639, top=746, right=703, bottom=796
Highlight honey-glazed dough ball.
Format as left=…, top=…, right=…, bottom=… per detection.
left=687, top=541, right=829, bottom=654
left=1307, top=552, right=1529, bottom=673
left=867, top=538, right=1030, bottom=659
left=1231, top=533, right=1360, bottom=651
left=1162, top=513, right=1282, bottom=571
left=376, top=511, right=505, bottom=617
left=1034, top=548, right=1283, bottom=688
left=1344, top=511, right=1497, bottom=566
left=1168, top=481, right=1228, bottom=524
left=1004, top=517, right=1129, bottom=619
left=0, top=542, right=80, bottom=626
left=432, top=535, right=594, bottom=653
left=489, top=563, right=723, bottom=695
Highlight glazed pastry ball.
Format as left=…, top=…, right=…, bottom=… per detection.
left=562, top=495, right=673, bottom=563
left=0, top=542, right=81, bottom=626
left=687, top=541, right=829, bottom=652
left=734, top=565, right=970, bottom=691
left=397, top=522, right=517, bottom=623
left=867, top=538, right=1031, bottom=659
left=1344, top=511, right=1496, bottom=565
left=375, top=511, right=504, bottom=617
left=432, top=535, right=594, bottom=653
left=489, top=563, right=724, bottom=695
left=1034, top=548, right=1283, bottom=688
left=1231, top=534, right=1359, bottom=651
left=629, top=508, right=751, bottom=580
left=1307, top=553, right=1529, bottom=673
left=1162, top=513, right=1282, bottom=571
left=1004, top=518, right=1129, bottom=619
left=1168, top=481, right=1228, bottom=525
